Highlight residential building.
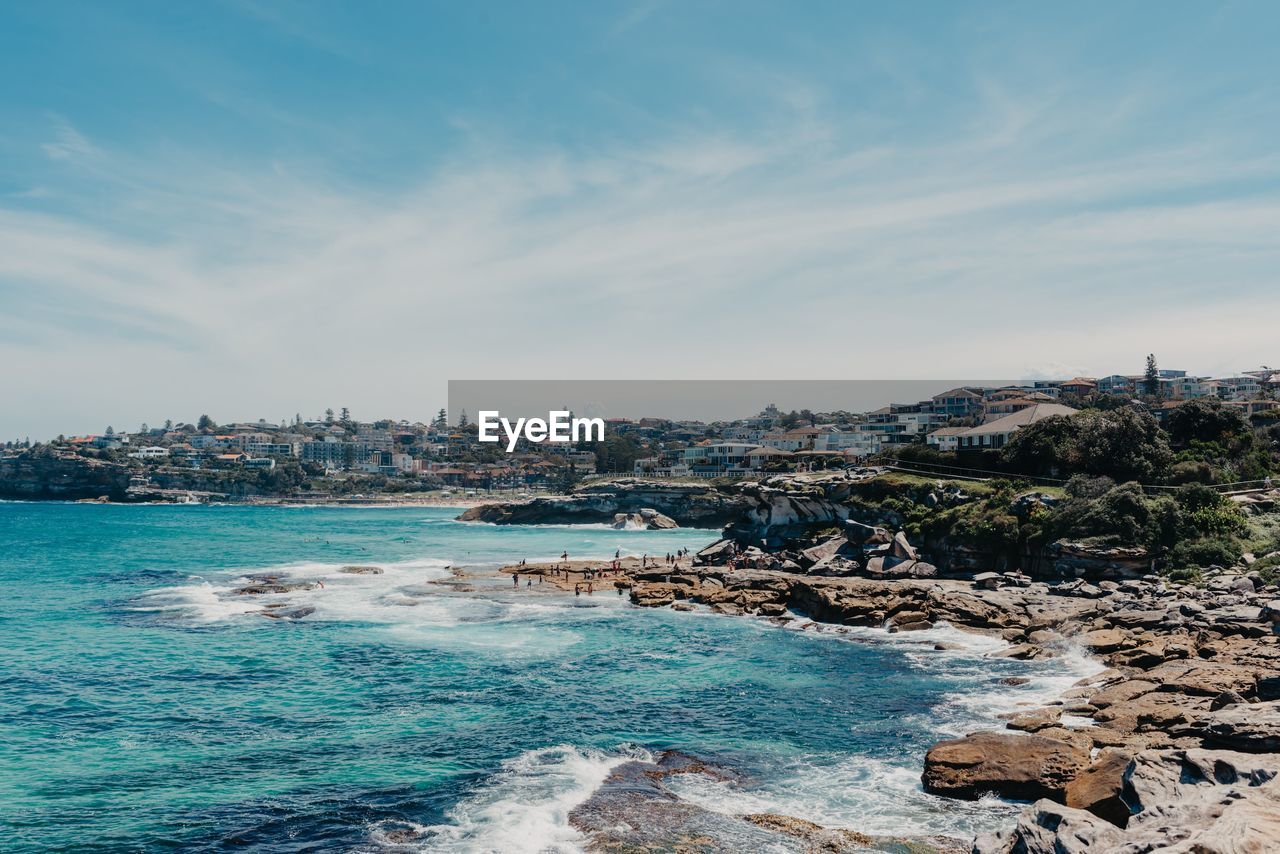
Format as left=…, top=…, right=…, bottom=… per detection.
left=981, top=392, right=1057, bottom=422
left=1096, top=375, right=1137, bottom=396
left=745, top=445, right=793, bottom=470
left=300, top=438, right=377, bottom=468
left=814, top=429, right=880, bottom=458
left=243, top=442, right=300, bottom=458
left=759, top=426, right=826, bottom=452
left=1206, top=376, right=1262, bottom=400
left=1059, top=378, right=1097, bottom=397
left=929, top=387, right=986, bottom=419
left=955, top=403, right=1079, bottom=450
left=925, top=426, right=969, bottom=452
left=680, top=442, right=758, bottom=474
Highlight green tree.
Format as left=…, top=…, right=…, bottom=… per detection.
left=1143, top=354, right=1161, bottom=398
left=1165, top=398, right=1251, bottom=447
left=432, top=408, right=448, bottom=430
left=197, top=414, right=215, bottom=431
left=592, top=433, right=643, bottom=473
left=1001, top=407, right=1172, bottom=483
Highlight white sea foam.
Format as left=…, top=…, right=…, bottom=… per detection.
left=665, top=752, right=1020, bottom=840
left=413, top=744, right=646, bottom=853
left=136, top=557, right=455, bottom=625
left=762, top=615, right=1106, bottom=737
left=922, top=639, right=1105, bottom=737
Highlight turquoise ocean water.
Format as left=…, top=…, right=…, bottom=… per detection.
left=0, top=503, right=1098, bottom=852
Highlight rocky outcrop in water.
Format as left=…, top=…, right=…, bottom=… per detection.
left=567, top=750, right=965, bottom=853
left=612, top=508, right=679, bottom=529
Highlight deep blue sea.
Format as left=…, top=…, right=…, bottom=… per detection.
left=0, top=503, right=1098, bottom=852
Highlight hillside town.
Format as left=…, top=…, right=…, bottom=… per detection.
left=2, top=363, right=1278, bottom=501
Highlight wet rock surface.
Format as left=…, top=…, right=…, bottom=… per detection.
left=621, top=534, right=1280, bottom=851
left=568, top=751, right=966, bottom=853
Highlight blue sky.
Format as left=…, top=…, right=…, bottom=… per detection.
left=2, top=1, right=1279, bottom=438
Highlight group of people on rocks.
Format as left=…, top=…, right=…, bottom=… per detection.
left=508, top=545, right=697, bottom=596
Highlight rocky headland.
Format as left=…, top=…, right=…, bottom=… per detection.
left=457, top=476, right=826, bottom=528
left=0, top=453, right=133, bottom=501
left=476, top=471, right=1280, bottom=852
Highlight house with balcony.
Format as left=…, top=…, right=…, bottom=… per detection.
left=1206, top=376, right=1262, bottom=400
left=981, top=392, right=1057, bottom=422
left=929, top=387, right=986, bottom=419
left=679, top=442, right=759, bottom=475
left=1096, top=375, right=1138, bottom=396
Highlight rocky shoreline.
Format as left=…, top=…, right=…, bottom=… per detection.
left=472, top=473, right=1280, bottom=852
left=618, top=564, right=1280, bottom=851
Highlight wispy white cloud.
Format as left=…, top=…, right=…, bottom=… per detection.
left=40, top=114, right=102, bottom=163
left=2, top=85, right=1278, bottom=438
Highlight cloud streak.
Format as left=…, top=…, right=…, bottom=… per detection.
left=2, top=81, right=1278, bottom=439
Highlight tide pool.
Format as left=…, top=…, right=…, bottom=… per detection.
left=0, top=503, right=1095, bottom=852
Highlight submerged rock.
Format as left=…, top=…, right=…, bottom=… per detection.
left=258, top=605, right=315, bottom=619
left=235, top=581, right=318, bottom=595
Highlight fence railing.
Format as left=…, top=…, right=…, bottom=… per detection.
left=591, top=461, right=1278, bottom=496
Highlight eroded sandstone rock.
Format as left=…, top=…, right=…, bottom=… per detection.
left=921, top=732, right=1090, bottom=802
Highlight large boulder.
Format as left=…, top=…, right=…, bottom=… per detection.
left=864, top=555, right=938, bottom=579
left=921, top=732, right=1090, bottom=802
left=843, top=519, right=891, bottom=545
left=611, top=510, right=679, bottom=530
left=1065, top=749, right=1132, bottom=826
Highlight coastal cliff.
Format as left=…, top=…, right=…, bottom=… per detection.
left=0, top=453, right=132, bottom=501
left=467, top=471, right=1271, bottom=582
left=457, top=478, right=758, bottom=527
